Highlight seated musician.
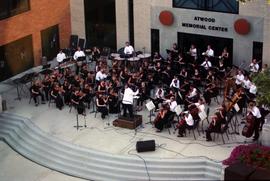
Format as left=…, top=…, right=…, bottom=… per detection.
left=192, top=69, right=201, bottom=86
left=153, top=62, right=163, bottom=84
left=152, top=52, right=162, bottom=62
left=80, top=65, right=89, bottom=79
left=128, top=73, right=138, bottom=88
left=108, top=88, right=120, bottom=114
left=235, top=70, right=244, bottom=88
left=73, top=47, right=85, bottom=61
left=203, top=45, right=214, bottom=58
left=249, top=59, right=259, bottom=73
left=176, top=112, right=194, bottom=137
left=205, top=70, right=215, bottom=84
left=96, top=93, right=109, bottom=119
left=124, top=41, right=134, bottom=58
left=62, top=80, right=72, bottom=105
left=82, top=83, right=94, bottom=109
left=186, top=85, right=198, bottom=105
left=30, top=80, right=45, bottom=106
left=95, top=68, right=107, bottom=83
left=205, top=112, right=225, bottom=141
left=248, top=82, right=257, bottom=101
left=71, top=89, right=85, bottom=113
left=92, top=46, right=101, bottom=62
left=194, top=98, right=206, bottom=114
left=179, top=79, right=190, bottom=99
left=201, top=57, right=212, bottom=71
left=137, top=82, right=150, bottom=111
left=97, top=80, right=107, bottom=94
left=170, top=76, right=180, bottom=92
left=247, top=101, right=262, bottom=141
left=242, top=75, right=251, bottom=92
left=154, top=104, right=170, bottom=132
left=179, top=68, right=188, bottom=82
left=50, top=83, right=64, bottom=110
left=153, top=85, right=165, bottom=111
left=170, top=43, right=179, bottom=60
left=166, top=95, right=177, bottom=119
left=120, top=67, right=130, bottom=85
left=203, top=83, right=218, bottom=105
left=42, top=75, right=52, bottom=101
left=219, top=47, right=229, bottom=67
left=218, top=59, right=226, bottom=78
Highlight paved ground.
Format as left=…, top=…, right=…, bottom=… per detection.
left=0, top=62, right=255, bottom=181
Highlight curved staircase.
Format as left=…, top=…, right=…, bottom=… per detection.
left=0, top=113, right=222, bottom=181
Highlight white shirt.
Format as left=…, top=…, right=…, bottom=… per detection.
left=250, top=106, right=261, bottom=118
left=250, top=63, right=259, bottom=73
left=243, top=79, right=251, bottom=89
left=169, top=100, right=177, bottom=112
left=73, top=50, right=85, bottom=60
left=170, top=79, right=180, bottom=89
left=206, top=49, right=214, bottom=57
left=124, top=45, right=134, bottom=55
left=155, top=89, right=164, bottom=99
left=249, top=84, right=257, bottom=95
left=188, top=88, right=197, bottom=98
left=201, top=61, right=212, bottom=70
left=185, top=113, right=194, bottom=126
left=56, top=52, right=66, bottom=63
left=122, top=87, right=139, bottom=105
left=95, top=71, right=107, bottom=81
left=190, top=48, right=197, bottom=59
left=235, top=74, right=244, bottom=85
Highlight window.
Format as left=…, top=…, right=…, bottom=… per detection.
left=0, top=0, right=30, bottom=20
left=173, top=0, right=239, bottom=14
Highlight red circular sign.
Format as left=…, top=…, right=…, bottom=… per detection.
left=159, top=11, right=174, bottom=26
left=234, top=19, right=251, bottom=35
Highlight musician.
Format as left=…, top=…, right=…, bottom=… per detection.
left=120, top=67, right=130, bottom=84
left=73, top=47, right=85, bottom=61
left=30, top=80, right=45, bottom=106
left=122, top=84, right=139, bottom=118
left=179, top=68, right=188, bottom=82
left=80, top=65, right=89, bottom=79
left=50, top=83, right=64, bottom=110
left=203, top=83, right=218, bottom=105
left=201, top=57, right=212, bottom=70
left=248, top=101, right=262, bottom=141
left=249, top=59, right=259, bottom=73
left=124, top=41, right=134, bottom=58
left=128, top=73, right=138, bottom=88
left=194, top=98, right=206, bottom=113
left=153, top=85, right=165, bottom=110
left=192, top=69, right=201, bottom=86
left=152, top=52, right=162, bottom=62
left=154, top=104, right=170, bottom=132
left=203, top=45, right=214, bottom=58
left=97, top=80, right=107, bottom=94
left=82, top=83, right=94, bottom=109
left=56, top=49, right=66, bottom=65
left=96, top=93, right=109, bottom=119
left=218, top=59, right=226, bottom=78
left=42, top=74, right=52, bottom=101
left=242, top=75, right=251, bottom=92
left=170, top=76, right=180, bottom=92
left=137, top=82, right=150, bottom=111
left=186, top=85, right=199, bottom=105
left=71, top=89, right=85, bottom=114
left=235, top=70, right=244, bottom=88
left=62, top=80, right=72, bottom=105
left=248, top=82, right=257, bottom=101
left=108, top=88, right=120, bottom=114
left=95, top=68, right=108, bottom=82
left=189, top=44, right=197, bottom=61
left=205, top=70, right=215, bottom=84
left=92, top=46, right=101, bottom=62
left=205, top=112, right=225, bottom=141
left=167, top=43, right=179, bottom=60
left=219, top=47, right=229, bottom=67
left=176, top=112, right=194, bottom=137
left=166, top=95, right=177, bottom=116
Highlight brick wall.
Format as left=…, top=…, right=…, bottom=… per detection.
left=0, top=0, right=71, bottom=66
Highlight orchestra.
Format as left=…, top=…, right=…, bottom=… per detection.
left=22, top=41, right=265, bottom=142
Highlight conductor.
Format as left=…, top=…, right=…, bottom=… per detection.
left=122, top=84, right=139, bottom=118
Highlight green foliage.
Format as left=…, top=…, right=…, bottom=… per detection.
left=252, top=69, right=270, bottom=107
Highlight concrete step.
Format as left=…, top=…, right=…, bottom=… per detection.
left=0, top=113, right=222, bottom=180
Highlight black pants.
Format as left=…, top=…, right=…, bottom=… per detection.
left=123, top=103, right=133, bottom=118
left=206, top=126, right=221, bottom=140
left=97, top=106, right=108, bottom=118
left=253, top=118, right=262, bottom=140
left=33, top=92, right=45, bottom=104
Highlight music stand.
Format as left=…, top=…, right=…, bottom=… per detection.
left=145, top=101, right=155, bottom=124
left=74, top=108, right=87, bottom=130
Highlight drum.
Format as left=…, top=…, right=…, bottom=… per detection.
left=128, top=57, right=140, bottom=72
left=111, top=53, right=120, bottom=58
left=137, top=53, right=151, bottom=62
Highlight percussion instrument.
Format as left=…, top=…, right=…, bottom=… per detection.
left=128, top=57, right=140, bottom=72
left=111, top=53, right=120, bottom=58
left=137, top=53, right=151, bottom=62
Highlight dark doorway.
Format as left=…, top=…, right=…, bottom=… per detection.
left=84, top=0, right=116, bottom=50
left=0, top=35, right=34, bottom=81
left=41, top=24, right=60, bottom=61
left=178, top=32, right=233, bottom=66
left=253, top=41, right=263, bottom=68
left=151, top=29, right=160, bottom=55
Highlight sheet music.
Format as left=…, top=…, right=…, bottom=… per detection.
left=146, top=101, right=155, bottom=111
left=234, top=103, right=240, bottom=112
left=199, top=111, right=207, bottom=120
left=175, top=105, right=183, bottom=116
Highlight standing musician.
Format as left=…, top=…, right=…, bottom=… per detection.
left=154, top=104, right=170, bottom=132
left=137, top=82, right=150, bottom=111
left=62, top=80, right=72, bottom=105
left=176, top=111, right=194, bottom=137
left=30, top=80, right=45, bottom=106
left=122, top=84, right=139, bottom=118
left=108, top=88, right=120, bottom=114
left=152, top=52, right=162, bottom=62
left=96, top=93, right=109, bottom=119
left=219, top=47, right=229, bottom=68
left=217, top=59, right=226, bottom=79
left=249, top=59, right=260, bottom=73
left=95, top=68, right=108, bottom=82
left=50, top=83, right=64, bottom=110
left=82, top=83, right=94, bottom=109
left=92, top=46, right=101, bottom=62
left=124, top=41, right=135, bottom=58
left=189, top=44, right=197, bottom=62
left=247, top=101, right=262, bottom=141
left=202, top=45, right=214, bottom=58
left=42, top=74, right=52, bottom=101
left=56, top=49, right=66, bottom=65
left=73, top=47, right=86, bottom=75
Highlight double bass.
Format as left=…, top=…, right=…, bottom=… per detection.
left=242, top=112, right=255, bottom=138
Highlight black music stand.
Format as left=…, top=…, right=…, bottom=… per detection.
left=74, top=107, right=87, bottom=130
left=145, top=101, right=155, bottom=125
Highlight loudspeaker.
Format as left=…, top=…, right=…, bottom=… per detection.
left=136, top=140, right=155, bottom=153
left=70, top=35, right=78, bottom=49
left=78, top=38, right=85, bottom=49
left=224, top=163, right=255, bottom=180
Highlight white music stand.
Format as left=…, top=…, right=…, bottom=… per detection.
left=146, top=101, right=155, bottom=124
left=234, top=103, right=240, bottom=112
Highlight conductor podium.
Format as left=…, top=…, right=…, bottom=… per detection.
left=113, top=115, right=142, bottom=129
